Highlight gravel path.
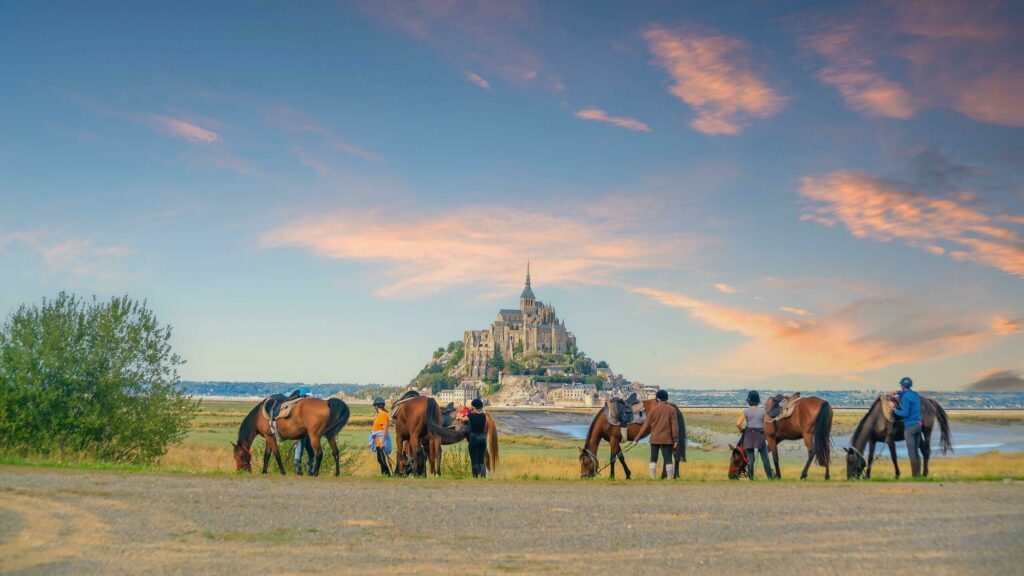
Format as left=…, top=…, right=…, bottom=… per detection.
left=1, top=466, right=1022, bottom=575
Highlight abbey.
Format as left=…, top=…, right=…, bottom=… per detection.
left=464, top=264, right=576, bottom=379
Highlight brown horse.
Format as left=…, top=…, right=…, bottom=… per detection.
left=232, top=396, right=350, bottom=476
left=393, top=395, right=465, bottom=476
left=579, top=399, right=686, bottom=479
left=764, top=396, right=833, bottom=479
left=844, top=396, right=951, bottom=479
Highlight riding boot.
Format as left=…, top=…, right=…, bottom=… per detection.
left=295, top=460, right=303, bottom=476
left=649, top=463, right=657, bottom=479
left=665, top=464, right=675, bottom=479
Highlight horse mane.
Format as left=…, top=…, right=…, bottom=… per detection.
left=850, top=396, right=881, bottom=446
left=583, top=408, right=603, bottom=448
left=237, top=400, right=263, bottom=447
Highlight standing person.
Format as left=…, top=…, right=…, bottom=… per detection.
left=464, top=398, right=489, bottom=478
left=291, top=388, right=313, bottom=475
left=736, top=390, right=773, bottom=479
left=890, top=377, right=923, bottom=477
left=635, top=390, right=678, bottom=479
left=369, top=397, right=391, bottom=476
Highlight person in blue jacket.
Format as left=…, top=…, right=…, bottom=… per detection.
left=890, top=377, right=923, bottom=477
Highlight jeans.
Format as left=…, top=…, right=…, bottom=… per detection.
left=468, top=432, right=487, bottom=477
left=904, top=423, right=923, bottom=477
left=293, top=437, right=314, bottom=474
left=746, top=444, right=773, bottom=479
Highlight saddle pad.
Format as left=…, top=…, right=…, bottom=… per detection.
left=390, top=390, right=420, bottom=419
left=631, top=403, right=646, bottom=425
left=275, top=398, right=303, bottom=420
left=880, top=395, right=897, bottom=423
left=769, top=396, right=803, bottom=422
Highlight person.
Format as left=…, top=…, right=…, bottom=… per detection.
left=636, top=390, right=678, bottom=479
left=890, top=377, right=923, bottom=477
left=464, top=398, right=489, bottom=478
left=369, top=397, right=391, bottom=476
left=291, top=388, right=314, bottom=475
left=735, top=390, right=773, bottom=479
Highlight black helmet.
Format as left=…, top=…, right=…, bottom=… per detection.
left=372, top=397, right=385, bottom=407
left=747, top=390, right=760, bottom=405
left=471, top=398, right=483, bottom=409
left=655, top=390, right=668, bottom=401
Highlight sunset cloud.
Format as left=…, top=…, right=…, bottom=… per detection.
left=269, top=105, right=380, bottom=162
left=466, top=71, right=491, bottom=90
left=992, top=316, right=1023, bottom=336
left=800, top=171, right=1024, bottom=277
left=642, top=24, right=786, bottom=135
left=149, top=114, right=220, bottom=143
left=781, top=306, right=813, bottom=316
left=714, top=283, right=738, bottom=294
left=574, top=108, right=651, bottom=132
left=262, top=202, right=695, bottom=298
left=633, top=286, right=992, bottom=379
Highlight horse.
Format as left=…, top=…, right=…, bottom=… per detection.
left=393, top=395, right=465, bottom=476
left=764, top=395, right=833, bottom=479
left=844, top=395, right=952, bottom=479
left=727, top=441, right=749, bottom=479
left=579, top=399, right=686, bottom=479
left=232, top=395, right=350, bottom=476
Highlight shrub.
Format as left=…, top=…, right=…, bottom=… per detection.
left=0, top=292, right=197, bottom=463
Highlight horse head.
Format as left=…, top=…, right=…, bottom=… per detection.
left=727, top=444, right=747, bottom=479
left=578, top=447, right=599, bottom=478
left=231, top=441, right=252, bottom=472
left=844, top=447, right=867, bottom=479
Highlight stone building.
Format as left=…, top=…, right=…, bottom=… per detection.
left=436, top=381, right=480, bottom=406
left=464, top=264, right=576, bottom=379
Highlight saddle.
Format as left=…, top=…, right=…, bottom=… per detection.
left=390, top=389, right=420, bottom=419
left=606, top=393, right=644, bottom=427
left=440, top=402, right=456, bottom=428
left=262, top=393, right=307, bottom=442
left=765, top=393, right=801, bottom=421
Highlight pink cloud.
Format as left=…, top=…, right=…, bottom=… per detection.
left=642, top=24, right=786, bottom=135
left=714, top=283, right=738, bottom=294
left=262, top=201, right=696, bottom=298
left=800, top=171, right=1024, bottom=277
left=466, top=72, right=491, bottom=90
left=633, top=286, right=992, bottom=379
left=781, top=306, right=813, bottom=316
left=992, top=316, right=1023, bottom=336
left=149, top=115, right=219, bottom=143
left=269, top=106, right=380, bottom=162
left=574, top=108, right=651, bottom=132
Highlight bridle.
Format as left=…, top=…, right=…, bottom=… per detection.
left=580, top=441, right=640, bottom=478
left=235, top=443, right=252, bottom=471
left=848, top=445, right=868, bottom=478
left=580, top=447, right=600, bottom=477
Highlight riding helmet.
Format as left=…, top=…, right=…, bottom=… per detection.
left=655, top=389, right=669, bottom=401
left=372, top=397, right=385, bottom=407
left=471, top=398, right=484, bottom=409
left=747, top=390, right=760, bottom=405
left=899, top=377, right=913, bottom=388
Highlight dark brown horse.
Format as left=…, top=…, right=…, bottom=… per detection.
left=448, top=412, right=500, bottom=474
left=764, top=396, right=833, bottom=479
left=232, top=396, right=350, bottom=476
left=844, top=396, right=952, bottom=479
left=393, top=395, right=465, bottom=476
left=579, top=399, right=686, bottom=479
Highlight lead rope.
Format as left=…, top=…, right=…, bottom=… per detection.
left=593, top=439, right=640, bottom=476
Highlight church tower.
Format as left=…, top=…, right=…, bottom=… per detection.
left=519, top=261, right=536, bottom=312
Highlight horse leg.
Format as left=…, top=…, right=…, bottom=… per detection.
left=866, top=441, right=876, bottom=479
left=920, top=427, right=932, bottom=477
left=267, top=437, right=286, bottom=475
left=261, top=437, right=271, bottom=474
left=768, top=435, right=781, bottom=479
left=800, top=435, right=814, bottom=479
left=309, top=434, right=324, bottom=477
left=328, top=435, right=340, bottom=477
left=887, top=437, right=900, bottom=479
left=409, top=436, right=422, bottom=476
left=608, top=436, right=620, bottom=479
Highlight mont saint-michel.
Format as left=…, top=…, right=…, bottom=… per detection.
left=405, top=265, right=655, bottom=407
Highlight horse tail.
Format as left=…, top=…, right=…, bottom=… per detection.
left=487, top=414, right=499, bottom=469
left=813, top=401, right=832, bottom=467
left=325, top=398, right=350, bottom=436
left=425, top=397, right=465, bottom=444
left=933, top=400, right=952, bottom=454
left=676, top=407, right=687, bottom=463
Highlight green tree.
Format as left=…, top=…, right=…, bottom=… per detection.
left=0, top=293, right=197, bottom=463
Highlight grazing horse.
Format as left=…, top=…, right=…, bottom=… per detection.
left=393, top=395, right=465, bottom=476
left=579, top=399, right=686, bottom=479
left=728, top=441, right=749, bottom=479
left=844, top=396, right=952, bottom=479
left=764, top=396, right=833, bottom=480
left=232, top=396, right=350, bottom=476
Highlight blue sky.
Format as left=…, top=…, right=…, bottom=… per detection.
left=1, top=1, right=1022, bottom=390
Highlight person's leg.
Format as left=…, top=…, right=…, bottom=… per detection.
left=661, top=445, right=674, bottom=479
left=746, top=449, right=756, bottom=479
left=758, top=443, right=773, bottom=478
left=905, top=424, right=922, bottom=477
left=649, top=445, right=659, bottom=479
left=375, top=447, right=391, bottom=476
left=293, top=442, right=304, bottom=475
left=469, top=434, right=485, bottom=477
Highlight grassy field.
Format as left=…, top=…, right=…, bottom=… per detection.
left=4, top=399, right=1023, bottom=481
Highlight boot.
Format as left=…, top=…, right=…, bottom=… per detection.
left=295, top=460, right=303, bottom=476
left=649, top=463, right=657, bottom=479
left=665, top=464, right=675, bottom=479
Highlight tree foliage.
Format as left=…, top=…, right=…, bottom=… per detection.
left=0, top=293, right=197, bottom=463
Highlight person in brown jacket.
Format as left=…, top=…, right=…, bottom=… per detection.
left=636, top=390, right=678, bottom=479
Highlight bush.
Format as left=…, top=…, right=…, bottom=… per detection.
left=0, top=292, right=197, bottom=463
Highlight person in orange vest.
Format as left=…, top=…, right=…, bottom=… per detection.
left=369, top=397, right=391, bottom=476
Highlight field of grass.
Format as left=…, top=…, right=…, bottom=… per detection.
left=4, top=399, right=1023, bottom=481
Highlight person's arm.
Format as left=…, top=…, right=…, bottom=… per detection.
left=635, top=415, right=652, bottom=440
left=736, top=412, right=746, bottom=431
left=892, top=399, right=908, bottom=418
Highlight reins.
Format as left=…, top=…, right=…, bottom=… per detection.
left=585, top=439, right=640, bottom=477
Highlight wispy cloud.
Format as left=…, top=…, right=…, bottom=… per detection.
left=148, top=114, right=220, bottom=143
left=714, top=283, right=738, bottom=294
left=992, top=316, right=1023, bottom=336
left=642, top=24, right=786, bottom=135
left=466, top=71, right=491, bottom=90
left=574, top=108, right=651, bottom=132
left=0, top=229, right=131, bottom=278
left=262, top=200, right=695, bottom=298
left=780, top=306, right=813, bottom=316
left=269, top=105, right=381, bottom=162
left=633, top=286, right=993, bottom=379
left=800, top=171, right=1024, bottom=277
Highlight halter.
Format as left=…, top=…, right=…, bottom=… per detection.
left=580, top=448, right=600, bottom=477
left=580, top=441, right=640, bottom=477
left=848, top=445, right=868, bottom=477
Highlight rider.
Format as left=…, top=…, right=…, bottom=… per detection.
left=465, top=398, right=488, bottom=478
left=636, top=390, right=678, bottom=479
left=369, top=397, right=391, bottom=476
left=291, top=387, right=314, bottom=475
left=735, top=390, right=773, bottom=479
left=890, top=377, right=923, bottom=477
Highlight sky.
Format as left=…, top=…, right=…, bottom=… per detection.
left=1, top=1, right=1022, bottom=391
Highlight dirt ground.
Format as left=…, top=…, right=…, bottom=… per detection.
left=1, top=466, right=1022, bottom=575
